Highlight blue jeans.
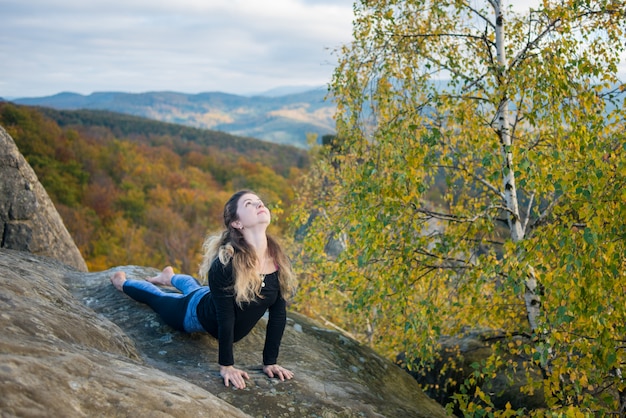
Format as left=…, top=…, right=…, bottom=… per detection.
left=122, top=274, right=210, bottom=333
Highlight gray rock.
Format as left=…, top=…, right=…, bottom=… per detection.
left=0, top=248, right=449, bottom=417
left=0, top=125, right=87, bottom=271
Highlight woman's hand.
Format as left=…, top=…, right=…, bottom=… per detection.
left=220, top=365, right=250, bottom=389
left=263, top=364, right=294, bottom=382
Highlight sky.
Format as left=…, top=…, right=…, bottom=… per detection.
left=1, top=0, right=355, bottom=98
left=1, top=0, right=622, bottom=99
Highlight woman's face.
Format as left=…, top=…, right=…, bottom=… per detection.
left=234, top=193, right=271, bottom=229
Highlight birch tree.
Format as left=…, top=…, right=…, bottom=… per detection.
left=292, top=0, right=626, bottom=414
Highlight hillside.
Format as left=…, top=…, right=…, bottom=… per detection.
left=13, top=88, right=337, bottom=148
left=33, top=106, right=309, bottom=177
left=0, top=103, right=307, bottom=273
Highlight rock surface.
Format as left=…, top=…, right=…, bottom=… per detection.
left=0, top=125, right=87, bottom=271
left=0, top=248, right=449, bottom=417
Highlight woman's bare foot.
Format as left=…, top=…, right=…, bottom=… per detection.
left=146, top=266, right=175, bottom=286
left=110, top=271, right=127, bottom=291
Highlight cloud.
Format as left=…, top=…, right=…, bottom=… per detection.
left=2, top=0, right=623, bottom=99
left=0, top=0, right=354, bottom=97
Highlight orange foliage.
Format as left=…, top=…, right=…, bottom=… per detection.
left=0, top=103, right=302, bottom=275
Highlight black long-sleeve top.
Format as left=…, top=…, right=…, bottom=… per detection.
left=196, top=257, right=287, bottom=366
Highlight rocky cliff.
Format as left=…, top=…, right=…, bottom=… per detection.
left=0, top=249, right=449, bottom=417
left=0, top=125, right=87, bottom=271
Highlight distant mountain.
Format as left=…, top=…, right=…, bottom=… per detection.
left=253, top=85, right=326, bottom=97
left=13, top=88, right=336, bottom=148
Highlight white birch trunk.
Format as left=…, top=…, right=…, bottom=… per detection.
left=492, top=0, right=540, bottom=331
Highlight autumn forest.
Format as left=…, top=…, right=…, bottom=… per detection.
left=0, top=102, right=307, bottom=274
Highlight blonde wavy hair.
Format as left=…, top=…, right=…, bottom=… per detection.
left=198, top=190, right=297, bottom=306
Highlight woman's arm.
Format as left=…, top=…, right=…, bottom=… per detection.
left=261, top=293, right=294, bottom=381
left=208, top=260, right=238, bottom=366
left=263, top=295, right=287, bottom=365
left=209, top=260, right=253, bottom=389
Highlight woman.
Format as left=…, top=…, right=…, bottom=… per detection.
left=110, top=190, right=298, bottom=389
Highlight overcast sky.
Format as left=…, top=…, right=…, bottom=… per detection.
left=1, top=0, right=355, bottom=98
left=2, top=0, right=622, bottom=99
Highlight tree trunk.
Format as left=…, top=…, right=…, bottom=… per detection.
left=492, top=0, right=540, bottom=331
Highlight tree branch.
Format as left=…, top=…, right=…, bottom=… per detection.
left=460, top=0, right=496, bottom=30
left=522, top=191, right=535, bottom=235
left=528, top=194, right=563, bottom=231
left=411, top=203, right=507, bottom=224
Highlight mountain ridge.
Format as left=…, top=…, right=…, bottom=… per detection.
left=12, top=88, right=336, bottom=148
